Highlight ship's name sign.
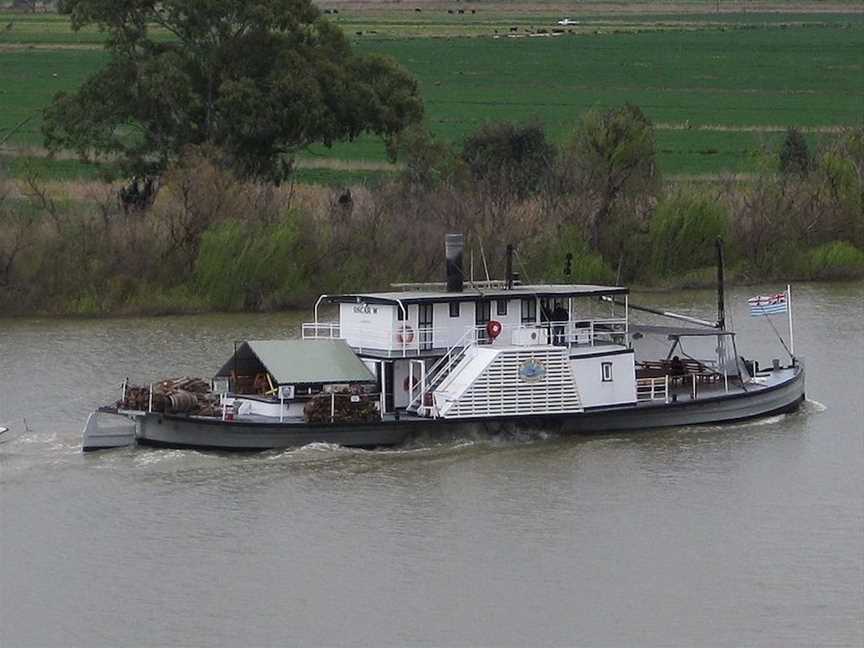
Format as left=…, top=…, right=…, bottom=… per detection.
left=353, top=303, right=379, bottom=315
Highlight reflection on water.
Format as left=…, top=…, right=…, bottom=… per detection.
left=1, top=283, right=862, bottom=646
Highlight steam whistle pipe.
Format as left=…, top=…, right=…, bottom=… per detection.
left=716, top=238, right=726, bottom=331
left=505, top=244, right=514, bottom=290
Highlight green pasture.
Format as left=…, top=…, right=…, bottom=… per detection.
left=1, top=10, right=861, bottom=180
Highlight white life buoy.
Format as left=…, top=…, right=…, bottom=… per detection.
left=397, top=324, right=415, bottom=344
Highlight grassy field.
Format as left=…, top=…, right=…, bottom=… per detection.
left=1, top=3, right=861, bottom=182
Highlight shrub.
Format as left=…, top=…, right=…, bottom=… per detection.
left=194, top=212, right=311, bottom=310
left=461, top=121, right=555, bottom=200
left=530, top=225, right=615, bottom=284
left=650, top=190, right=727, bottom=277
left=805, top=241, right=864, bottom=279
left=779, top=127, right=811, bottom=176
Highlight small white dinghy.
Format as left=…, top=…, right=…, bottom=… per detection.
left=81, top=410, right=139, bottom=451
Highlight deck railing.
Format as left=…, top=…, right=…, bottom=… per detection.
left=302, top=317, right=628, bottom=354
left=636, top=376, right=669, bottom=403
left=302, top=322, right=341, bottom=340
left=513, top=318, right=627, bottom=347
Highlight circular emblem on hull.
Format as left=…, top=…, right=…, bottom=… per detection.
left=519, top=358, right=546, bottom=381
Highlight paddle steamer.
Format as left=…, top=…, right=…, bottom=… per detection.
left=83, top=235, right=804, bottom=451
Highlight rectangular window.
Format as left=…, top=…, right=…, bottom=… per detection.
left=601, top=362, right=613, bottom=382
left=397, top=306, right=405, bottom=321
left=449, top=301, right=460, bottom=318
left=497, top=299, right=508, bottom=316
left=521, top=298, right=537, bottom=324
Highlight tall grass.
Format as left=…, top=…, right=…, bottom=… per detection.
left=194, top=215, right=313, bottom=310
left=650, top=189, right=727, bottom=278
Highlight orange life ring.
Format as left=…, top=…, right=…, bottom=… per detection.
left=486, top=320, right=503, bottom=339
left=397, top=324, right=415, bottom=344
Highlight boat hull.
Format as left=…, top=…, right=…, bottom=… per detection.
left=124, top=366, right=805, bottom=451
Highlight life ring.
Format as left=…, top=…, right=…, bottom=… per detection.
left=397, top=324, right=415, bottom=344
left=403, top=375, right=420, bottom=392
left=486, top=320, right=503, bottom=339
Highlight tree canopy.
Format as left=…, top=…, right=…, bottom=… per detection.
left=565, top=103, right=659, bottom=251
left=461, top=121, right=556, bottom=200
left=44, top=0, right=424, bottom=182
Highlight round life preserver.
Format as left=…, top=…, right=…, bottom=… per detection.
left=486, top=320, right=503, bottom=339
left=403, top=375, right=419, bottom=392
left=397, top=324, right=415, bottom=344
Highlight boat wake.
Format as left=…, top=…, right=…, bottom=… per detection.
left=803, top=398, right=827, bottom=413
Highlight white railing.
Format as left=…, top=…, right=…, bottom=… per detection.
left=636, top=376, right=669, bottom=403
left=302, top=322, right=341, bottom=339
left=303, top=321, right=480, bottom=356
left=512, top=318, right=628, bottom=347
left=407, top=327, right=478, bottom=414
left=302, top=317, right=628, bottom=353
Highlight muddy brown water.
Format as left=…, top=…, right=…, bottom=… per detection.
left=1, top=283, right=862, bottom=646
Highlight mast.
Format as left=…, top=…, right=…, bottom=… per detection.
left=716, top=237, right=726, bottom=331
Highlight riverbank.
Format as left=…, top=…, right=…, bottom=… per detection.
left=3, top=114, right=862, bottom=319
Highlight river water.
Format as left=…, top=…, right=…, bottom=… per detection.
left=1, top=283, right=862, bottom=647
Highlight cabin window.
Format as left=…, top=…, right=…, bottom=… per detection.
left=521, top=298, right=537, bottom=324
left=397, top=306, right=406, bottom=321
left=601, top=362, right=613, bottom=382
left=497, top=299, right=508, bottom=316
left=449, top=301, right=460, bottom=318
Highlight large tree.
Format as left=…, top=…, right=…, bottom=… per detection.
left=44, top=0, right=424, bottom=183
left=565, top=103, right=659, bottom=253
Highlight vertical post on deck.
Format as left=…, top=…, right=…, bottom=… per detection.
left=787, top=284, right=795, bottom=359
left=716, top=238, right=726, bottom=331
left=379, top=361, right=387, bottom=417
left=148, top=384, right=153, bottom=412
left=330, top=391, right=335, bottom=423
left=625, top=294, right=630, bottom=347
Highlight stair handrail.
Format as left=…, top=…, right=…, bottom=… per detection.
left=407, top=326, right=477, bottom=411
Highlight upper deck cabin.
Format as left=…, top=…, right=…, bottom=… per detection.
left=303, top=281, right=630, bottom=358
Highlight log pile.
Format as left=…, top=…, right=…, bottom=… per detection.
left=118, top=377, right=222, bottom=416
left=303, top=391, right=379, bottom=424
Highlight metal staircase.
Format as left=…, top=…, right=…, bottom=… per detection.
left=406, top=327, right=477, bottom=417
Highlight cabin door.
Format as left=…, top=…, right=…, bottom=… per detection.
left=475, top=300, right=491, bottom=344
left=418, top=303, right=433, bottom=351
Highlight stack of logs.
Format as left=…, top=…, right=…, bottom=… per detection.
left=303, top=390, right=379, bottom=424
left=118, top=377, right=222, bottom=417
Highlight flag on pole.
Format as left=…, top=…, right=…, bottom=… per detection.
left=748, top=292, right=788, bottom=316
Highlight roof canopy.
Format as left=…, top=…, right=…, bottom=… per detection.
left=216, top=340, right=376, bottom=385
left=325, top=283, right=627, bottom=306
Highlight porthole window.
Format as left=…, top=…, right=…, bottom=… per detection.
left=601, top=362, right=613, bottom=382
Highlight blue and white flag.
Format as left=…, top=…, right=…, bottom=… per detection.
left=748, top=292, right=788, bottom=316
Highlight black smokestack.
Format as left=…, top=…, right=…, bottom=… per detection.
left=445, top=233, right=464, bottom=293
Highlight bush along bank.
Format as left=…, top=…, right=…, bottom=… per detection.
left=1, top=116, right=862, bottom=317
